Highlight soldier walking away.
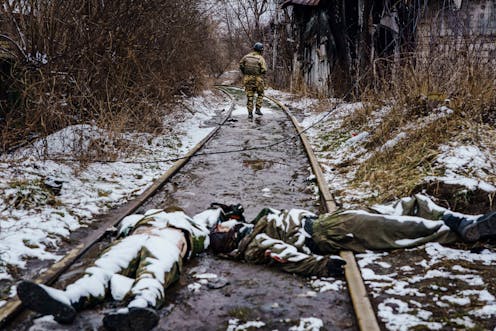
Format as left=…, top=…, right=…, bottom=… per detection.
left=239, top=42, right=267, bottom=119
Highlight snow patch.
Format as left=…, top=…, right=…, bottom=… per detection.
left=289, top=317, right=324, bottom=331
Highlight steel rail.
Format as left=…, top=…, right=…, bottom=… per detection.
left=2, top=86, right=380, bottom=330
left=0, top=88, right=236, bottom=328
left=265, top=94, right=381, bottom=331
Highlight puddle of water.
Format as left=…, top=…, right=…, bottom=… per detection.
left=242, top=159, right=290, bottom=171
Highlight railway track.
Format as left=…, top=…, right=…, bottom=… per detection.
left=1, top=86, right=380, bottom=330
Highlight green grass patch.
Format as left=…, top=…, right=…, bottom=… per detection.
left=227, top=306, right=253, bottom=320
left=318, top=130, right=351, bottom=152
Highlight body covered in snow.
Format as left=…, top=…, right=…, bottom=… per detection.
left=17, top=208, right=215, bottom=331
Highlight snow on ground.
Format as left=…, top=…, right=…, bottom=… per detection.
left=268, top=89, right=496, bottom=330
left=427, top=144, right=496, bottom=192
left=227, top=319, right=266, bottom=331
left=0, top=91, right=230, bottom=303
left=289, top=317, right=324, bottom=331
left=267, top=89, right=496, bottom=209
left=357, top=244, right=496, bottom=331
left=308, top=276, right=345, bottom=293
left=2, top=86, right=495, bottom=329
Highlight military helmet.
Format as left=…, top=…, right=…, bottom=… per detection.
left=253, top=42, right=264, bottom=52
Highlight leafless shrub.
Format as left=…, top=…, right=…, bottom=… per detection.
left=0, top=0, right=223, bottom=154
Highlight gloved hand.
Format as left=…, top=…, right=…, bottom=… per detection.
left=327, top=256, right=346, bottom=276
left=210, top=202, right=245, bottom=222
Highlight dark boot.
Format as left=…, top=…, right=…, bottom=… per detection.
left=255, top=108, right=263, bottom=116
left=17, top=281, right=76, bottom=324
left=465, top=211, right=496, bottom=241
left=443, top=212, right=496, bottom=242
left=103, top=307, right=159, bottom=331
left=248, top=112, right=253, bottom=119
left=327, top=256, right=346, bottom=276
left=442, top=214, right=463, bottom=231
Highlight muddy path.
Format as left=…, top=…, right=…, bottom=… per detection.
left=138, top=88, right=321, bottom=220
left=8, top=88, right=357, bottom=330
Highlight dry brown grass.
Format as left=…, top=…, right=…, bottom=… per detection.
left=354, top=120, right=454, bottom=202
left=0, top=0, right=231, bottom=157
left=342, top=47, right=496, bottom=203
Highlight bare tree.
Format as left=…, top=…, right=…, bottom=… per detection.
left=217, top=0, right=275, bottom=46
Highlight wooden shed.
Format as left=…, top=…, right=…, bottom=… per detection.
left=417, top=0, right=496, bottom=65
left=278, top=0, right=496, bottom=96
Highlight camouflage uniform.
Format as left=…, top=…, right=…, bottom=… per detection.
left=310, top=194, right=459, bottom=254
left=57, top=210, right=208, bottom=310
left=239, top=51, right=267, bottom=116
left=234, top=195, right=461, bottom=276
left=236, top=208, right=338, bottom=277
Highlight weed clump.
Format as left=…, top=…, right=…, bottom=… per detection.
left=5, top=179, right=61, bottom=210
left=0, top=0, right=228, bottom=154
left=337, top=50, right=496, bottom=204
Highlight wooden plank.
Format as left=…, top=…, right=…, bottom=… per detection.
left=266, top=95, right=380, bottom=331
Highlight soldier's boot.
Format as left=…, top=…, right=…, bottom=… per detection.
left=443, top=211, right=496, bottom=242
left=103, top=307, right=159, bottom=331
left=17, top=281, right=76, bottom=324
left=327, top=256, right=346, bottom=276
left=248, top=112, right=253, bottom=119
left=255, top=108, right=263, bottom=116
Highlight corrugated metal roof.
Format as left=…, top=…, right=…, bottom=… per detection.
left=281, top=0, right=321, bottom=8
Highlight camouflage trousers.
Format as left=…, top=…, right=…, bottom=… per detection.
left=243, top=75, right=264, bottom=114
left=63, top=234, right=183, bottom=310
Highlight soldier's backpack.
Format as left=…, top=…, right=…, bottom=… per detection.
left=243, top=55, right=262, bottom=75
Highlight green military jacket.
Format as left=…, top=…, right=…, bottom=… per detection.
left=239, top=51, right=267, bottom=76
left=235, top=208, right=333, bottom=277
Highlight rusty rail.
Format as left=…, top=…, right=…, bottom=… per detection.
left=0, top=89, right=235, bottom=328
left=265, top=94, right=381, bottom=331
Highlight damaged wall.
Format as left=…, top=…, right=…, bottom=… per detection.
left=280, top=0, right=496, bottom=96
left=417, top=0, right=496, bottom=64
left=282, top=1, right=358, bottom=96
left=290, top=7, right=334, bottom=95
left=281, top=0, right=411, bottom=97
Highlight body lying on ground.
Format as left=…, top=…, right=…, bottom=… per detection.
left=209, top=194, right=496, bottom=277
left=16, top=196, right=496, bottom=329
left=16, top=205, right=243, bottom=331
